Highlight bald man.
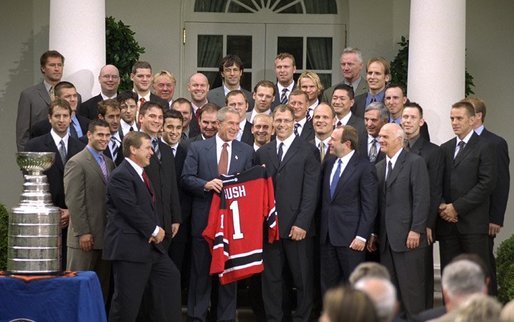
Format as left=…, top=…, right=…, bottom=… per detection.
left=79, top=64, right=120, bottom=120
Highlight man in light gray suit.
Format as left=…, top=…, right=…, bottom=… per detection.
left=16, top=50, right=64, bottom=151
left=64, top=119, right=115, bottom=300
left=370, top=123, right=430, bottom=320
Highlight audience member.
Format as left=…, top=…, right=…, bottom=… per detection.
left=354, top=277, right=399, bottom=322
left=320, top=286, right=379, bottom=322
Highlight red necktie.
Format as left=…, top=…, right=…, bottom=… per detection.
left=142, top=170, right=155, bottom=204
left=139, top=97, right=146, bottom=107
left=218, top=143, right=229, bottom=175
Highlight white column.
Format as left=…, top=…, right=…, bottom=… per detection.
left=407, top=0, right=466, bottom=145
left=49, top=0, right=105, bottom=100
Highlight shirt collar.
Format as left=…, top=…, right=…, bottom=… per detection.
left=474, top=124, right=485, bottom=135
left=457, top=130, right=474, bottom=145
left=125, top=157, right=144, bottom=180
left=50, top=129, right=69, bottom=146
left=338, top=149, right=355, bottom=165
left=277, top=132, right=295, bottom=148
left=386, top=148, right=403, bottom=168
left=101, top=92, right=117, bottom=100
left=216, top=134, right=233, bottom=148
left=86, top=145, right=103, bottom=159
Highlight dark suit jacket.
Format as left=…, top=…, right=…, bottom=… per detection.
left=271, top=82, right=296, bottom=110
left=376, top=150, right=430, bottom=252
left=298, top=119, right=315, bottom=142
left=30, top=115, right=90, bottom=140
left=186, top=115, right=201, bottom=140
left=320, top=153, right=378, bottom=246
left=346, top=114, right=366, bottom=137
left=438, top=132, right=497, bottom=236
left=240, top=120, right=254, bottom=146
left=207, top=86, right=254, bottom=110
left=103, top=141, right=124, bottom=166
left=64, top=147, right=115, bottom=249
left=254, top=136, right=320, bottom=238
left=352, top=93, right=368, bottom=118
left=182, top=137, right=254, bottom=237
left=174, top=143, right=191, bottom=223
left=24, top=133, right=86, bottom=209
left=145, top=140, right=182, bottom=240
left=104, top=160, right=166, bottom=262
left=409, top=137, right=444, bottom=230
left=78, top=93, right=103, bottom=120
left=480, top=128, right=510, bottom=226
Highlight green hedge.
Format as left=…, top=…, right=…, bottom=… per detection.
left=497, top=234, right=514, bottom=303
left=0, top=203, right=8, bottom=271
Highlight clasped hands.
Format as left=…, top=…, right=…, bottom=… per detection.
left=439, top=203, right=458, bottom=223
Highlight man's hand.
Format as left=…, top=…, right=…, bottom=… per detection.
left=149, top=227, right=166, bottom=244
left=406, top=231, right=420, bottom=249
left=439, top=203, right=458, bottom=223
left=204, top=178, right=223, bottom=193
left=489, top=223, right=501, bottom=236
left=79, top=234, right=94, bottom=252
left=289, top=226, right=307, bottom=241
left=426, top=227, right=433, bottom=245
left=171, top=223, right=180, bottom=238
left=349, top=238, right=365, bottom=251
left=59, top=208, right=70, bottom=228
left=367, top=234, right=378, bottom=252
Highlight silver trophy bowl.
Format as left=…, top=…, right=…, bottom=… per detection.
left=8, top=152, right=61, bottom=274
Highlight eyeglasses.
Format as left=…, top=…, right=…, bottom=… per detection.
left=101, top=75, right=120, bottom=80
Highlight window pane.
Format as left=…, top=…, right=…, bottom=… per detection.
left=275, top=0, right=303, bottom=14
left=195, top=0, right=227, bottom=12
left=277, top=37, right=303, bottom=69
left=318, top=73, right=332, bottom=89
left=228, top=1, right=253, bottom=13
left=227, top=36, right=253, bottom=68
left=203, top=71, right=222, bottom=94
left=307, top=37, right=332, bottom=70
left=304, top=0, right=337, bottom=14
left=241, top=72, right=252, bottom=92
left=198, top=35, right=223, bottom=68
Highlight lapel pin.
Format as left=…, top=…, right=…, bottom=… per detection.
left=235, top=155, right=239, bottom=160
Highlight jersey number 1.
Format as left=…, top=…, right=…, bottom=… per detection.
left=229, top=200, right=244, bottom=240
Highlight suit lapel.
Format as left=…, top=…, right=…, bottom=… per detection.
left=386, top=150, right=407, bottom=188
left=206, top=138, right=218, bottom=177
left=333, top=154, right=357, bottom=198
left=44, top=134, right=64, bottom=170
left=85, top=149, right=108, bottom=184
left=38, top=83, right=51, bottom=105
left=454, top=133, right=477, bottom=167
left=229, top=142, right=241, bottom=174
left=279, top=137, right=300, bottom=171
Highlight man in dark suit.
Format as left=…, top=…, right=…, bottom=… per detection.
left=271, top=53, right=297, bottom=110
left=322, top=48, right=368, bottom=103
left=401, top=102, right=444, bottom=308
left=130, top=61, right=169, bottom=110
left=358, top=102, right=388, bottom=164
left=25, top=98, right=86, bottom=269
left=352, top=58, right=391, bottom=118
left=64, top=119, right=114, bottom=300
left=331, top=84, right=365, bottom=136
left=17, top=50, right=64, bottom=151
left=189, top=103, right=220, bottom=143
left=104, top=131, right=180, bottom=322
left=254, top=105, right=320, bottom=322
left=97, top=99, right=124, bottom=166
left=30, top=81, right=89, bottom=140
left=207, top=55, right=254, bottom=110
left=172, top=97, right=200, bottom=140
left=162, top=110, right=191, bottom=276
left=438, top=101, right=497, bottom=279
left=247, top=80, right=275, bottom=123
left=465, top=97, right=510, bottom=295
left=372, top=123, right=430, bottom=320
left=138, top=102, right=182, bottom=249
left=312, top=103, right=335, bottom=162
left=226, top=90, right=254, bottom=146
left=320, top=125, right=378, bottom=294
left=79, top=64, right=120, bottom=120
left=117, top=91, right=139, bottom=136
left=182, top=107, right=254, bottom=322
left=289, top=89, right=315, bottom=141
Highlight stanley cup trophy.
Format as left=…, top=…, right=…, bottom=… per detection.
left=7, top=152, right=61, bottom=274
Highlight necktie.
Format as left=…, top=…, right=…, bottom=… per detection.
left=111, top=137, right=119, bottom=160
left=277, top=142, right=284, bottom=163
left=280, top=88, right=288, bottom=105
left=369, top=138, right=378, bottom=162
left=171, top=147, right=176, bottom=157
left=152, top=138, right=161, bottom=160
left=69, top=122, right=78, bottom=139
left=454, top=141, right=466, bottom=159
left=129, top=126, right=134, bottom=132
left=370, top=96, right=377, bottom=103
left=49, top=86, right=55, bottom=101
left=294, top=123, right=301, bottom=136
left=218, top=143, right=229, bottom=175
left=142, top=170, right=155, bottom=204
left=98, top=155, right=109, bottom=181
left=139, top=97, right=146, bottom=107
left=306, top=108, right=313, bottom=122
left=386, top=160, right=393, bottom=181
left=319, top=142, right=326, bottom=161
left=330, top=159, right=342, bottom=198
left=404, top=139, right=411, bottom=152
left=58, top=139, right=67, bottom=163
left=336, top=120, right=342, bottom=128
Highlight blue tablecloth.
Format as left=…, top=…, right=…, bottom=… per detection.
left=0, top=271, right=106, bottom=322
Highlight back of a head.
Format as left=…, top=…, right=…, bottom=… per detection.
left=354, top=277, right=397, bottom=322
left=454, top=293, right=502, bottom=322
left=500, top=299, right=514, bottom=322
left=349, top=262, right=391, bottom=286
left=442, top=259, right=486, bottom=309
left=321, top=286, right=379, bottom=322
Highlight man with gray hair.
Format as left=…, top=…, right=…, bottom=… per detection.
left=354, top=277, right=399, bottom=322
left=358, top=102, right=388, bottom=164
left=427, top=259, right=488, bottom=322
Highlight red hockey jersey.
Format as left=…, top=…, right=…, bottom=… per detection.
left=203, top=165, right=278, bottom=285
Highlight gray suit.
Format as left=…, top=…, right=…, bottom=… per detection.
left=376, top=150, right=430, bottom=319
left=64, top=147, right=114, bottom=298
left=16, top=82, right=51, bottom=151
left=207, top=86, right=254, bottom=109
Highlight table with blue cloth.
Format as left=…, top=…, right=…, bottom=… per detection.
left=0, top=271, right=106, bottom=322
